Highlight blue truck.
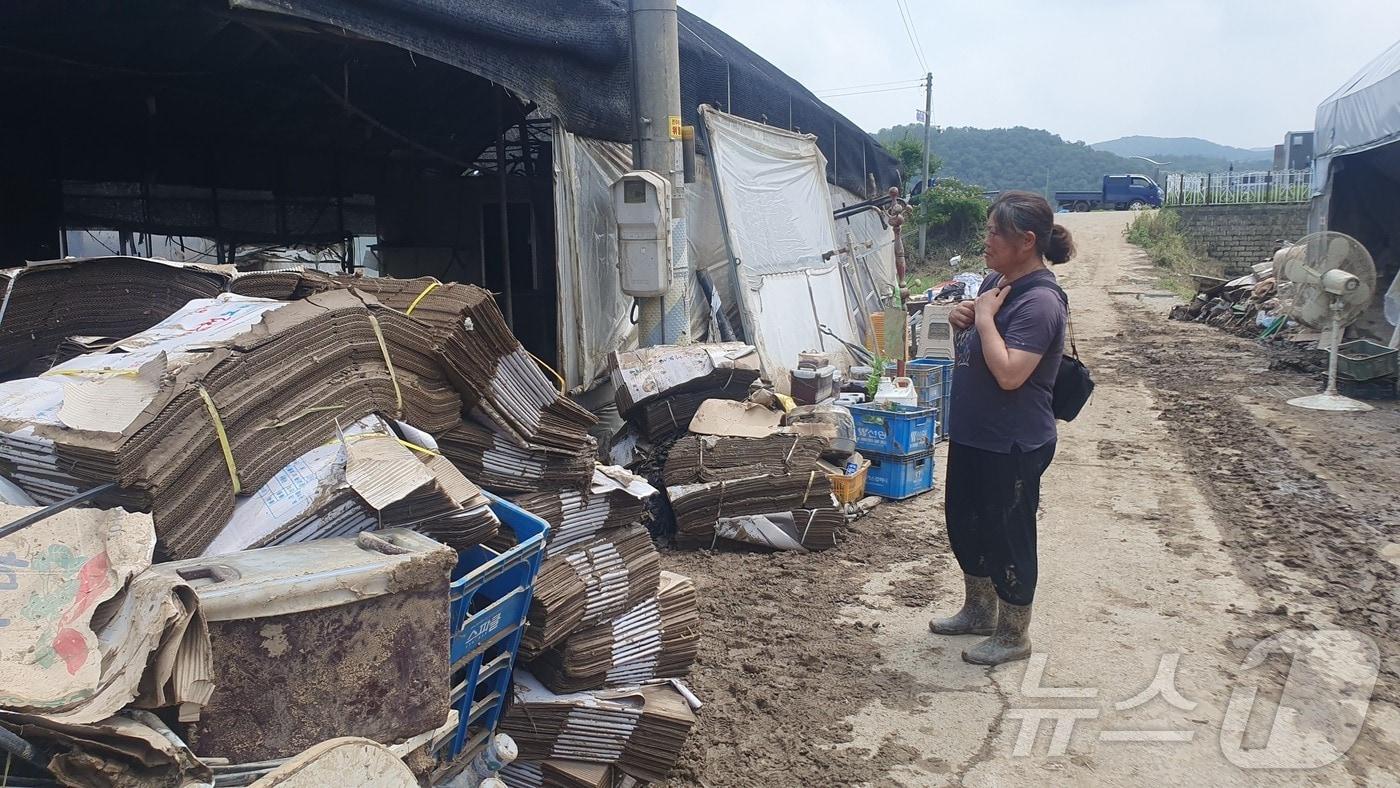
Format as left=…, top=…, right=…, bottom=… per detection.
left=1054, top=174, right=1164, bottom=212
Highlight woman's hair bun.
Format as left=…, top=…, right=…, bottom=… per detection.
left=1046, top=224, right=1075, bottom=265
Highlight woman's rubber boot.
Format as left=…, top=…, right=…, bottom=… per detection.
left=962, top=601, right=1032, bottom=665
left=928, top=575, right=997, bottom=636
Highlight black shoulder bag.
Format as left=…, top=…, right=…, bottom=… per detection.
left=998, top=277, right=1095, bottom=422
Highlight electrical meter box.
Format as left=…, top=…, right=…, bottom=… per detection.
left=612, top=170, right=672, bottom=297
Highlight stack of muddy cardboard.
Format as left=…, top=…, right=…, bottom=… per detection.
left=0, top=290, right=466, bottom=558
left=663, top=432, right=828, bottom=484
left=496, top=458, right=701, bottom=782
left=519, top=524, right=661, bottom=656
left=202, top=416, right=499, bottom=556
left=438, top=420, right=595, bottom=496
left=658, top=399, right=846, bottom=551
left=0, top=257, right=231, bottom=379
left=609, top=343, right=761, bottom=444
left=510, top=466, right=657, bottom=554
left=504, top=467, right=693, bottom=682
left=607, top=344, right=763, bottom=540
left=236, top=271, right=598, bottom=457
left=237, top=271, right=601, bottom=503
left=498, top=672, right=698, bottom=785
left=668, top=473, right=840, bottom=549
left=499, top=759, right=639, bottom=788
left=528, top=571, right=699, bottom=693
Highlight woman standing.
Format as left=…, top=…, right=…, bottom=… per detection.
left=928, top=191, right=1074, bottom=666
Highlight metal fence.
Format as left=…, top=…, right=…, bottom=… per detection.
left=1163, top=169, right=1311, bottom=206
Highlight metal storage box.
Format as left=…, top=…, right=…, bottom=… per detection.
left=153, top=528, right=457, bottom=762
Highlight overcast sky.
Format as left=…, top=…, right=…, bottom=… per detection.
left=679, top=0, right=1400, bottom=149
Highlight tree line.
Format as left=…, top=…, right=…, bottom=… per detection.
left=874, top=124, right=1265, bottom=194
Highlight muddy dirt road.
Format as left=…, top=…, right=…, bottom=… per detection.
left=659, top=211, right=1400, bottom=786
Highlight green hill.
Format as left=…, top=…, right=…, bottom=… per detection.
left=874, top=124, right=1149, bottom=193
left=1091, top=135, right=1270, bottom=165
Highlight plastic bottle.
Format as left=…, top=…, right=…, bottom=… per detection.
left=874, top=376, right=918, bottom=406
left=464, top=734, right=517, bottom=782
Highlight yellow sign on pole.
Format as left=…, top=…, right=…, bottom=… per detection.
left=668, top=115, right=683, bottom=140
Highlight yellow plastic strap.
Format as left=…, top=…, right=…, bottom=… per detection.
left=528, top=349, right=567, bottom=394
left=197, top=385, right=241, bottom=495
left=331, top=432, right=441, bottom=457
left=264, top=404, right=345, bottom=430
left=404, top=280, right=441, bottom=316
left=397, top=438, right=441, bottom=457
left=367, top=315, right=403, bottom=417
left=41, top=367, right=140, bottom=378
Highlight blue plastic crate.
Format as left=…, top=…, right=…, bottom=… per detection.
left=439, top=493, right=549, bottom=762
left=850, top=402, right=937, bottom=456
left=865, top=450, right=936, bottom=500
left=907, top=358, right=953, bottom=394
left=908, top=359, right=954, bottom=441
left=930, top=398, right=950, bottom=442
left=908, top=359, right=953, bottom=401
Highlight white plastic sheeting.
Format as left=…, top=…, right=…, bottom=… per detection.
left=700, top=107, right=863, bottom=390
left=687, top=162, right=742, bottom=338
left=830, top=184, right=898, bottom=346
left=553, top=128, right=635, bottom=391
left=553, top=127, right=733, bottom=391
left=1313, top=39, right=1400, bottom=196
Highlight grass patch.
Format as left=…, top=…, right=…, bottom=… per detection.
left=1125, top=209, right=1224, bottom=299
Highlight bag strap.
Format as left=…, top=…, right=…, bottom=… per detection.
left=1007, top=277, right=1080, bottom=361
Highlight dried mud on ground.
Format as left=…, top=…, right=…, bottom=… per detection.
left=1109, top=307, right=1400, bottom=701
left=656, top=508, right=949, bottom=787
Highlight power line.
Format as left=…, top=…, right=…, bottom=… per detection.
left=816, top=84, right=924, bottom=99
left=816, top=83, right=923, bottom=98
left=896, top=0, right=929, bottom=72
left=896, top=0, right=929, bottom=71
left=897, top=0, right=930, bottom=71
left=813, top=77, right=923, bottom=93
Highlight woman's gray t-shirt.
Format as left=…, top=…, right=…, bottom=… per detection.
left=947, top=269, right=1066, bottom=453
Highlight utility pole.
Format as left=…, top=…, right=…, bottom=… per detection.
left=629, top=0, right=690, bottom=347
left=917, top=71, right=932, bottom=261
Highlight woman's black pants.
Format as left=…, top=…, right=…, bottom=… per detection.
left=943, top=440, right=1056, bottom=606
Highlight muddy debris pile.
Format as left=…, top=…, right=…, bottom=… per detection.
left=0, top=257, right=704, bottom=787
left=607, top=345, right=865, bottom=553
left=1169, top=265, right=1289, bottom=337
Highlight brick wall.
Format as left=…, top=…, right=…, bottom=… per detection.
left=1173, top=204, right=1309, bottom=274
